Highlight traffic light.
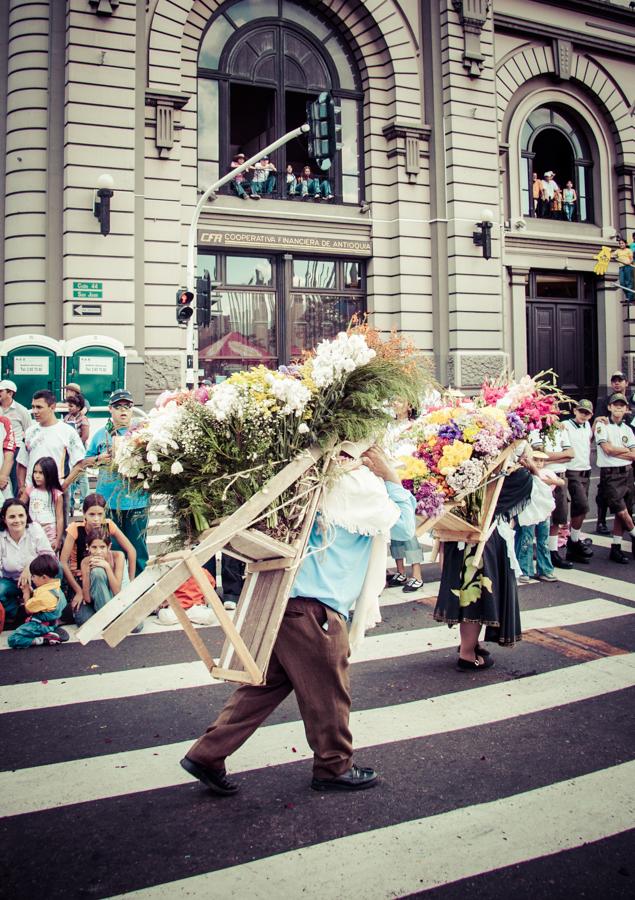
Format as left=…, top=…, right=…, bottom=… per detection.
left=176, top=288, right=194, bottom=325
left=306, top=91, right=341, bottom=171
left=196, top=271, right=211, bottom=327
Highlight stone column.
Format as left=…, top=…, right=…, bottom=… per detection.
left=508, top=267, right=530, bottom=376
left=4, top=0, right=51, bottom=333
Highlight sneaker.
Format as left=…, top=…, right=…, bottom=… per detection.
left=595, top=523, right=610, bottom=535
left=550, top=551, right=573, bottom=570
left=42, top=631, right=62, bottom=645
left=325, top=194, right=334, bottom=201
left=157, top=607, right=179, bottom=626
left=517, top=574, right=533, bottom=584
left=31, top=637, right=44, bottom=646
left=609, top=545, right=630, bottom=565
left=249, top=193, right=260, bottom=200
left=536, top=573, right=558, bottom=582
left=186, top=605, right=218, bottom=626
left=180, top=757, right=239, bottom=796
left=402, top=577, right=423, bottom=593
left=53, top=627, right=70, bottom=642
left=314, top=195, right=322, bottom=202
left=385, top=573, right=407, bottom=588
left=223, top=599, right=237, bottom=611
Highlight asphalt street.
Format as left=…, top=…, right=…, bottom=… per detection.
left=0, top=508, right=634, bottom=899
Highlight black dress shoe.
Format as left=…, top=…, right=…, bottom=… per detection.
left=457, top=655, right=495, bottom=671
left=550, top=551, right=573, bottom=569
left=565, top=539, right=592, bottom=563
left=609, top=546, right=630, bottom=565
left=595, top=523, right=610, bottom=535
left=311, top=764, right=379, bottom=792
left=180, top=757, right=239, bottom=795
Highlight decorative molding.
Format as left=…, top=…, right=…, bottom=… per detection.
left=553, top=38, right=573, bottom=80
left=88, top=0, right=120, bottom=15
left=452, top=0, right=491, bottom=78
left=145, top=89, right=190, bottom=158
left=447, top=351, right=508, bottom=388
left=494, top=13, right=635, bottom=64
left=615, top=164, right=635, bottom=212
left=382, top=122, right=431, bottom=181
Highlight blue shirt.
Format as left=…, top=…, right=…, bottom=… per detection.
left=290, top=481, right=416, bottom=618
left=86, top=426, right=149, bottom=511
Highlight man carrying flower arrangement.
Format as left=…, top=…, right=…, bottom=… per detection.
left=180, top=446, right=417, bottom=795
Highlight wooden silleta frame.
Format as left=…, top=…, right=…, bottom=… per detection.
left=76, top=446, right=327, bottom=685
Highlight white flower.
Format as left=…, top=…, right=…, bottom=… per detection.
left=170, top=460, right=184, bottom=475
left=310, top=332, right=376, bottom=388
left=206, top=382, right=240, bottom=421
left=151, top=462, right=161, bottom=472
left=147, top=451, right=158, bottom=465
left=298, top=422, right=310, bottom=434
left=265, top=372, right=311, bottom=416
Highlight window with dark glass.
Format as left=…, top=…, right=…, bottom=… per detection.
left=197, top=252, right=365, bottom=379
left=197, top=0, right=363, bottom=203
left=520, top=105, right=595, bottom=223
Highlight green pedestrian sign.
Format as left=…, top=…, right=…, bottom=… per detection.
left=72, top=280, right=103, bottom=299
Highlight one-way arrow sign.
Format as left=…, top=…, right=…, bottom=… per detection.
left=72, top=303, right=102, bottom=316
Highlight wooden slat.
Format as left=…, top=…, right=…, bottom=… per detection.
left=184, top=556, right=263, bottom=685
left=210, top=667, right=259, bottom=684
left=165, top=594, right=216, bottom=671
left=229, top=528, right=297, bottom=560
left=247, top=558, right=294, bottom=573
left=76, top=565, right=169, bottom=645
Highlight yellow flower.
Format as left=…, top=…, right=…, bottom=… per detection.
left=423, top=408, right=455, bottom=425
left=462, top=424, right=479, bottom=442
left=396, top=456, right=429, bottom=480
left=438, top=440, right=472, bottom=474
left=479, top=407, right=507, bottom=426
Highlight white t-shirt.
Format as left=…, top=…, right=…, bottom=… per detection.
left=543, top=428, right=572, bottom=474
left=562, top=419, right=592, bottom=471
left=17, top=421, right=85, bottom=486
left=595, top=420, right=635, bottom=468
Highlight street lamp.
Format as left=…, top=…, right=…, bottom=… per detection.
left=93, top=173, right=114, bottom=237
left=472, top=207, right=494, bottom=259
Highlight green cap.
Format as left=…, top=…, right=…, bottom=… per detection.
left=608, top=392, right=628, bottom=406
left=574, top=399, right=593, bottom=413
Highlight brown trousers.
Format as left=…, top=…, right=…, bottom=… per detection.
left=187, top=597, right=354, bottom=779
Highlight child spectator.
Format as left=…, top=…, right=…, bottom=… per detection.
left=60, top=493, right=136, bottom=610
left=286, top=164, right=298, bottom=196
left=229, top=152, right=259, bottom=200
left=24, top=456, right=64, bottom=552
left=73, top=526, right=128, bottom=625
left=514, top=448, right=559, bottom=583
left=156, top=569, right=218, bottom=626
left=64, top=391, right=90, bottom=515
left=386, top=536, right=424, bottom=592
left=8, top=553, right=68, bottom=647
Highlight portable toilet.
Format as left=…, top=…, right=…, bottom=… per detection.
left=0, top=334, right=64, bottom=407
left=63, top=335, right=126, bottom=414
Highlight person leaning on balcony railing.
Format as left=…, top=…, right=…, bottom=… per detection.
left=229, top=153, right=260, bottom=201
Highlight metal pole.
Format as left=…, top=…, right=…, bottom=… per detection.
left=183, top=123, right=310, bottom=388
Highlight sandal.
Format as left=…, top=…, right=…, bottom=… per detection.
left=402, top=577, right=424, bottom=593
left=457, top=655, right=495, bottom=671
left=386, top=573, right=407, bottom=588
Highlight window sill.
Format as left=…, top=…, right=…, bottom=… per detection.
left=200, top=192, right=372, bottom=223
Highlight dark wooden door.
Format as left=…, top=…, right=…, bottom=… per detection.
left=526, top=272, right=598, bottom=402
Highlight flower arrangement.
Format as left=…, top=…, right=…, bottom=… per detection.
left=395, top=373, right=566, bottom=524
left=113, top=327, right=429, bottom=543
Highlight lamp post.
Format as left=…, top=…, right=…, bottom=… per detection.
left=183, top=123, right=310, bottom=388
left=472, top=207, right=494, bottom=260
left=93, top=173, right=114, bottom=237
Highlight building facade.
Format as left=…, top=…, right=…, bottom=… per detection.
left=1, top=0, right=634, bottom=405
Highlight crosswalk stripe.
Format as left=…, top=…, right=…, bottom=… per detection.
left=111, top=759, right=635, bottom=899
left=2, top=598, right=630, bottom=715
left=553, top=567, right=635, bottom=601
left=1, top=653, right=633, bottom=819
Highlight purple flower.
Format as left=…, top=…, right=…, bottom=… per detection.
left=506, top=412, right=525, bottom=439
left=438, top=423, right=462, bottom=441
left=415, top=481, right=446, bottom=519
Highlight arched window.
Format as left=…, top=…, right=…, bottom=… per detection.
left=198, top=0, right=363, bottom=204
left=520, top=105, right=594, bottom=223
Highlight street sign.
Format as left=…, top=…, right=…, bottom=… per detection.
left=72, top=303, right=102, bottom=317
left=73, top=280, right=103, bottom=299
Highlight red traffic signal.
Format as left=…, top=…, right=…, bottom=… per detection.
left=176, top=288, right=194, bottom=325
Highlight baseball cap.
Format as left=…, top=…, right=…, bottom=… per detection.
left=0, top=379, right=17, bottom=392
left=574, top=399, right=594, bottom=413
left=109, top=388, right=134, bottom=406
left=608, top=392, right=628, bottom=405
left=236, top=152, right=245, bottom=158
left=610, top=371, right=627, bottom=381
